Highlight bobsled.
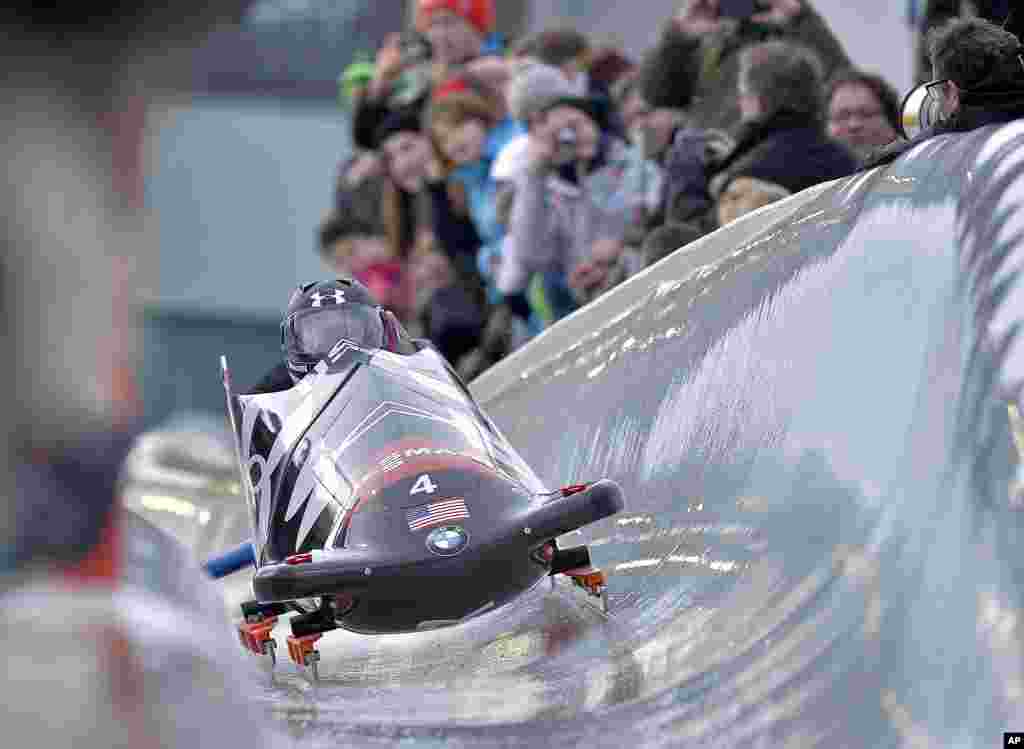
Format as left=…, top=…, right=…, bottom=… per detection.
left=217, top=339, right=624, bottom=677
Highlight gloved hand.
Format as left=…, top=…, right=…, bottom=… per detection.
left=455, top=299, right=521, bottom=381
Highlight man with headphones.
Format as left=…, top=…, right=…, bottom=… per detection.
left=871, top=16, right=1024, bottom=166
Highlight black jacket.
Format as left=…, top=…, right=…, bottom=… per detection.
left=247, top=362, right=293, bottom=395
left=866, top=86, right=1024, bottom=169
left=710, top=110, right=859, bottom=196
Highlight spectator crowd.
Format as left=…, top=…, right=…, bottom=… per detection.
left=321, top=0, right=1023, bottom=379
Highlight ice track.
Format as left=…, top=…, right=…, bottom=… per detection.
left=130, top=123, right=1024, bottom=748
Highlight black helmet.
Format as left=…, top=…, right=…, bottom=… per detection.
left=281, top=279, right=409, bottom=381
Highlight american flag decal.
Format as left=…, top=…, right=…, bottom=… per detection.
left=406, top=498, right=469, bottom=531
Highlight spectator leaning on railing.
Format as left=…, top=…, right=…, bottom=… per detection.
left=664, top=40, right=856, bottom=234
left=710, top=41, right=857, bottom=199
left=869, top=16, right=1024, bottom=168
left=825, top=68, right=901, bottom=160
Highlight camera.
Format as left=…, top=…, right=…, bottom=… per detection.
left=389, top=32, right=434, bottom=107
left=553, top=127, right=578, bottom=166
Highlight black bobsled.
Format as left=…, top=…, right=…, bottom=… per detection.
left=220, top=339, right=624, bottom=676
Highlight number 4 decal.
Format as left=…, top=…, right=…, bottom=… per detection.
left=410, top=474, right=438, bottom=495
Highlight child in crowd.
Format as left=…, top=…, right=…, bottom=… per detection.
left=427, top=77, right=524, bottom=291
left=317, top=177, right=415, bottom=324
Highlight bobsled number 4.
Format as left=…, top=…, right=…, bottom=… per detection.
left=216, top=343, right=624, bottom=679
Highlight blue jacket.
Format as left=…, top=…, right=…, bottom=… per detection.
left=450, top=117, right=524, bottom=284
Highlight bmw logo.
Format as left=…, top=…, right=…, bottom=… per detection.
left=426, top=526, right=469, bottom=557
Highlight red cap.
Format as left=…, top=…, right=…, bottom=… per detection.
left=415, top=0, right=495, bottom=36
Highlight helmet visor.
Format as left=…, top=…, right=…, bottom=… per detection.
left=288, top=304, right=385, bottom=359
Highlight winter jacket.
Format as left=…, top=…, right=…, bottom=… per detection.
left=450, top=117, right=525, bottom=286
left=639, top=3, right=849, bottom=132
left=498, top=137, right=663, bottom=296
left=664, top=111, right=857, bottom=225
left=709, top=111, right=858, bottom=196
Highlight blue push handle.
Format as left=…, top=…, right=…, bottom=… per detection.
left=204, top=542, right=256, bottom=579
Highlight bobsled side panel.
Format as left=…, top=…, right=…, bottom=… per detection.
left=253, top=530, right=548, bottom=633
left=236, top=365, right=358, bottom=565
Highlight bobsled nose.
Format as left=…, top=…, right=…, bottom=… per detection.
left=523, top=479, right=624, bottom=539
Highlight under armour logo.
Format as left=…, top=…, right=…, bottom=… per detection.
left=310, top=290, right=346, bottom=307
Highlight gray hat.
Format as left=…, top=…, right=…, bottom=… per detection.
left=507, top=62, right=576, bottom=123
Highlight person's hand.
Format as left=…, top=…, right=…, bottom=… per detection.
left=368, top=33, right=405, bottom=97
left=751, top=0, right=803, bottom=25
left=673, top=0, right=724, bottom=35
left=425, top=152, right=445, bottom=182
left=526, top=122, right=557, bottom=172
left=568, top=261, right=607, bottom=298
left=376, top=33, right=405, bottom=80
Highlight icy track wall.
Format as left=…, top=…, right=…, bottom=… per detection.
left=469, top=122, right=1024, bottom=747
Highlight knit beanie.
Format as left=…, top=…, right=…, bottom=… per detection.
left=415, top=0, right=495, bottom=36
left=507, top=62, right=577, bottom=122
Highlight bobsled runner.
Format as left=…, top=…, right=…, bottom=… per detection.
left=214, top=339, right=624, bottom=678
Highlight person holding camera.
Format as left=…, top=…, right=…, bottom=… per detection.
left=496, top=92, right=662, bottom=327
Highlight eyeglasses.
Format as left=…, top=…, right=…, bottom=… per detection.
left=829, top=108, right=886, bottom=125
